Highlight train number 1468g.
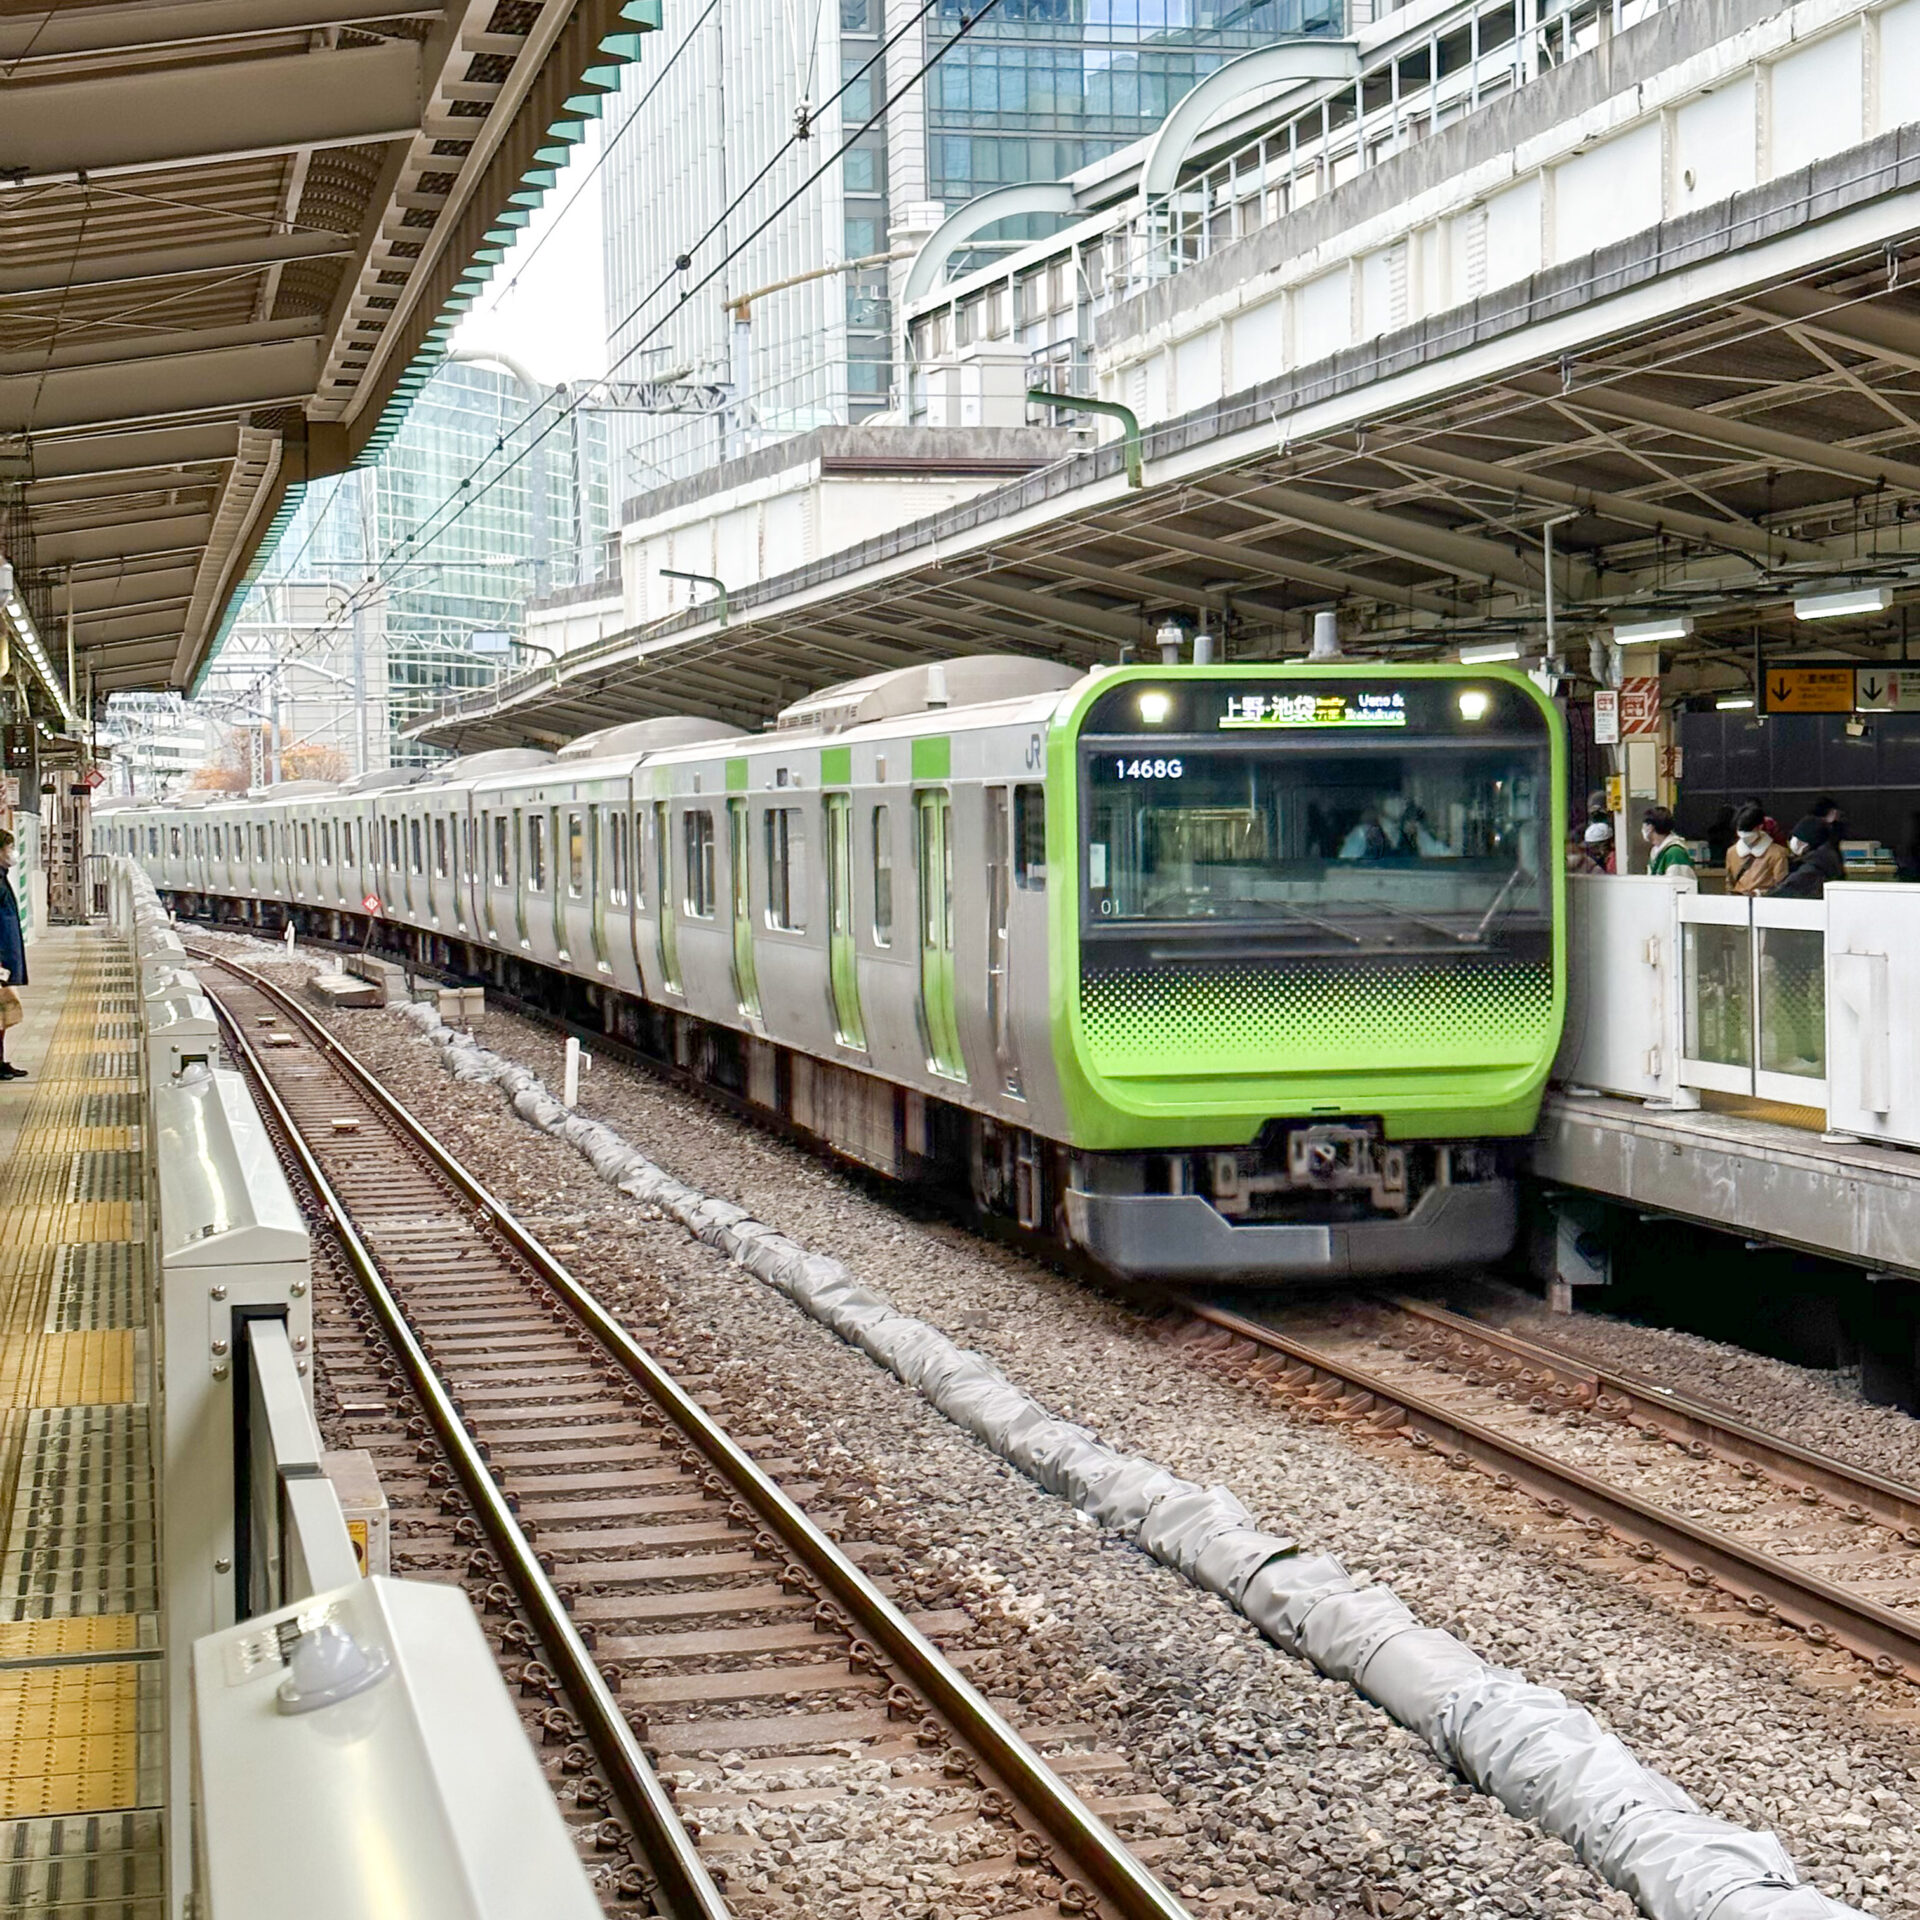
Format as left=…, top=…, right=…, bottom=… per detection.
left=1113, top=757, right=1184, bottom=780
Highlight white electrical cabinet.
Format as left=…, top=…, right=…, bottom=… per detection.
left=192, top=1577, right=602, bottom=1920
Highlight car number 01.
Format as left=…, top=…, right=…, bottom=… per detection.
left=1114, top=757, right=1183, bottom=780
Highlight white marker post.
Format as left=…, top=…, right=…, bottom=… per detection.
left=562, top=1035, right=589, bottom=1109
left=284, top=922, right=296, bottom=957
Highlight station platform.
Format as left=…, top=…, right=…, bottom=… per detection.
left=1533, top=1089, right=1920, bottom=1273
left=0, top=928, right=162, bottom=1918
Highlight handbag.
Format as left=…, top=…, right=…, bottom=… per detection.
left=0, top=986, right=20, bottom=1032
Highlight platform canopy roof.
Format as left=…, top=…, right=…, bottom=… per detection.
left=411, top=228, right=1920, bottom=749
left=0, top=0, right=652, bottom=711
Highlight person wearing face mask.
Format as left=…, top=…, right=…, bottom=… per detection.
left=0, top=831, right=26, bottom=1082
left=1641, top=805, right=1695, bottom=880
left=1768, top=815, right=1846, bottom=899
left=1726, top=803, right=1788, bottom=895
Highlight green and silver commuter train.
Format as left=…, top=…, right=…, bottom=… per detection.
left=110, top=654, right=1566, bottom=1282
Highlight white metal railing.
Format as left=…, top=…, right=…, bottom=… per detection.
left=1100, top=0, right=1682, bottom=304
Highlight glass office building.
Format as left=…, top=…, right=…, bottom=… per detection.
left=927, top=0, right=1345, bottom=203
left=223, top=359, right=615, bottom=766
left=601, top=0, right=1345, bottom=494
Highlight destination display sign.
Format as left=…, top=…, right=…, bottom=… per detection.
left=1220, top=690, right=1408, bottom=730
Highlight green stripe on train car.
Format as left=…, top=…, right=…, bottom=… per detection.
left=821, top=746, right=852, bottom=786
left=726, top=758, right=749, bottom=792
left=911, top=736, right=950, bottom=782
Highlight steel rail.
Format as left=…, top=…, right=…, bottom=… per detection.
left=1390, top=1297, right=1920, bottom=1542
left=196, top=947, right=1192, bottom=1920
left=1179, top=1296, right=1920, bottom=1686
left=203, top=980, right=733, bottom=1920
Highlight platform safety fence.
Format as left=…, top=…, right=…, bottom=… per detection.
left=108, top=858, right=600, bottom=1920
left=1557, top=876, right=1920, bottom=1145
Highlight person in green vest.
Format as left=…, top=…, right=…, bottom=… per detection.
left=1641, top=806, right=1696, bottom=879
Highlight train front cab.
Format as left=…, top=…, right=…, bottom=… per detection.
left=1052, top=664, right=1566, bottom=1282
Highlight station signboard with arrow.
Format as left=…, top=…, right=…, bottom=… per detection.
left=1852, top=668, right=1920, bottom=712
left=1760, top=666, right=1855, bottom=713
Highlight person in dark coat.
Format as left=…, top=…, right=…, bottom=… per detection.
left=0, top=830, right=26, bottom=1082
left=1768, top=816, right=1846, bottom=899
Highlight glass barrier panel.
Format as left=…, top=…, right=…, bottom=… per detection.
left=1757, top=926, right=1826, bottom=1081
left=1682, top=920, right=1753, bottom=1071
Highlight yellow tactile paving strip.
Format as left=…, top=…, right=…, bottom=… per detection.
left=0, top=1618, right=149, bottom=1662
left=0, top=1664, right=160, bottom=1819
left=0, top=930, right=163, bottom=1870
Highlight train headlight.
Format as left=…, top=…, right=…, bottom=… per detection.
left=1138, top=690, right=1172, bottom=724
left=1457, top=689, right=1491, bottom=722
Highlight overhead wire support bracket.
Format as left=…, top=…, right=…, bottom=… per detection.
left=1030, top=391, right=1144, bottom=489
left=660, top=568, right=729, bottom=626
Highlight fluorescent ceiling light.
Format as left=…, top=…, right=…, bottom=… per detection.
left=1793, top=586, right=1893, bottom=621
left=1457, top=638, right=1522, bottom=664
left=0, top=580, right=82, bottom=734
left=1715, top=695, right=1755, bottom=711
left=1612, top=617, right=1694, bottom=644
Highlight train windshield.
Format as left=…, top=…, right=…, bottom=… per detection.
left=1079, top=679, right=1552, bottom=955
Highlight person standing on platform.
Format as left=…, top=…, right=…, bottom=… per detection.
left=1641, top=806, right=1696, bottom=879
left=1811, top=795, right=1850, bottom=847
left=1727, top=804, right=1788, bottom=895
left=1768, top=816, right=1846, bottom=899
left=0, top=831, right=26, bottom=1082
left=1577, top=820, right=1616, bottom=873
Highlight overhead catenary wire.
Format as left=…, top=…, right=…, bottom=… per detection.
left=241, top=0, right=1004, bottom=695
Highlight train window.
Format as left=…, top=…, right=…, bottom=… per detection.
left=193, top=826, right=205, bottom=858
left=1015, top=785, right=1046, bottom=886
left=527, top=811, right=548, bottom=893
left=492, top=814, right=510, bottom=886
left=684, top=809, right=716, bottom=917
left=169, top=827, right=183, bottom=858
left=319, top=822, right=331, bottom=865
left=406, top=818, right=420, bottom=874
left=871, top=806, right=892, bottom=945
left=765, top=808, right=805, bottom=932
left=604, top=810, right=630, bottom=906
left=341, top=819, right=355, bottom=866
left=433, top=816, right=448, bottom=878
left=567, top=812, right=585, bottom=898
left=460, top=817, right=473, bottom=882
left=255, top=825, right=267, bottom=861
left=150, top=827, right=161, bottom=857
left=298, top=822, right=311, bottom=862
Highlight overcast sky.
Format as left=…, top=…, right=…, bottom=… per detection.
left=451, top=124, right=608, bottom=385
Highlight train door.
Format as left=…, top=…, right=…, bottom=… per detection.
left=653, top=801, right=680, bottom=994
left=915, top=789, right=964, bottom=1080
left=985, top=788, right=1020, bottom=1094
left=513, top=808, right=533, bottom=949
left=727, top=797, right=761, bottom=1020
left=825, top=793, right=865, bottom=1049
left=589, top=803, right=610, bottom=973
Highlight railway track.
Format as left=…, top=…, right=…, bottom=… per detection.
left=193, top=946, right=1192, bottom=1920
left=1173, top=1293, right=1920, bottom=1687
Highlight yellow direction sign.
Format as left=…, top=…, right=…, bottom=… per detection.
left=1761, top=666, right=1854, bottom=714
